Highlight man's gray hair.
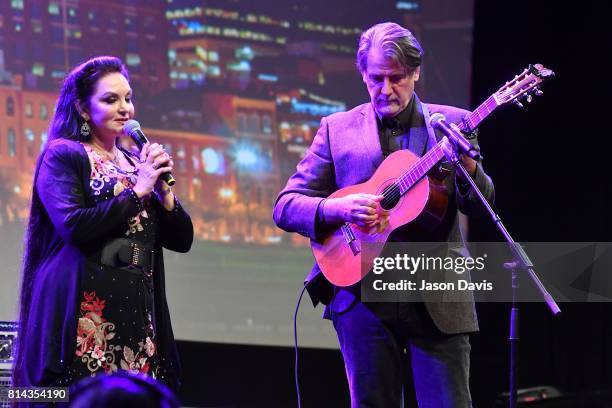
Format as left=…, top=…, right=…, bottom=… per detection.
left=356, top=22, right=423, bottom=75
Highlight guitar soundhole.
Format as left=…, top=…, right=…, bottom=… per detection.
left=380, top=183, right=400, bottom=210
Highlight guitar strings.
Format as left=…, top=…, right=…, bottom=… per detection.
left=383, top=70, right=543, bottom=208
left=380, top=143, right=445, bottom=207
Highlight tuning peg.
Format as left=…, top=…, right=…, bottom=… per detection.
left=526, top=95, right=533, bottom=103
left=535, top=89, right=543, bottom=96
left=514, top=100, right=524, bottom=108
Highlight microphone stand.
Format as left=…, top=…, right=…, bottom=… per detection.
left=439, top=137, right=561, bottom=408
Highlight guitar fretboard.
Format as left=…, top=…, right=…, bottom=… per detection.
left=395, top=142, right=446, bottom=194
left=389, top=63, right=551, bottom=197
left=393, top=92, right=498, bottom=194
left=458, top=94, right=499, bottom=132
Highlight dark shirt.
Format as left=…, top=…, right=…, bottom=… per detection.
left=377, top=97, right=422, bottom=158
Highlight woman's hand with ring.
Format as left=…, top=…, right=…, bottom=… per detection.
left=132, top=142, right=173, bottom=198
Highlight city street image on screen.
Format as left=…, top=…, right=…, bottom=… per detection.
left=0, top=0, right=474, bottom=348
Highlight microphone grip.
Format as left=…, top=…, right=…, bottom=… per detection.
left=131, top=129, right=176, bottom=186
left=161, top=171, right=176, bottom=186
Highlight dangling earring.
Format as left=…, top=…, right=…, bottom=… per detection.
left=80, top=120, right=91, bottom=137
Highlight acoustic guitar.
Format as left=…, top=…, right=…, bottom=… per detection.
left=311, top=64, right=554, bottom=287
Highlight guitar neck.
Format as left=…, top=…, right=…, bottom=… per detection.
left=395, top=62, right=553, bottom=194
left=396, top=95, right=497, bottom=193
left=458, top=94, right=499, bottom=132
left=396, top=142, right=446, bottom=194
left=395, top=95, right=492, bottom=193
left=395, top=94, right=494, bottom=192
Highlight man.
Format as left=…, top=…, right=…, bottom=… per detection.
left=273, top=22, right=494, bottom=407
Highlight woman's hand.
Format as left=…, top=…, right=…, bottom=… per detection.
left=132, top=142, right=173, bottom=199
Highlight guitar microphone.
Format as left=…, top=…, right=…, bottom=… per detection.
left=429, top=113, right=480, bottom=160
left=123, top=119, right=176, bottom=186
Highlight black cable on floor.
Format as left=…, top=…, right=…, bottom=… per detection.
left=293, top=284, right=308, bottom=408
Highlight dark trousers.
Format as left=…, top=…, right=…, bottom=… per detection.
left=330, top=292, right=473, bottom=408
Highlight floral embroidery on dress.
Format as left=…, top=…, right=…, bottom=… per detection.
left=76, top=291, right=121, bottom=375
left=120, top=337, right=157, bottom=376
left=82, top=143, right=149, bottom=236
left=75, top=291, right=158, bottom=377
left=84, top=145, right=119, bottom=197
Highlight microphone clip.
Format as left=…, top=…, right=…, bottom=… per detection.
left=430, top=113, right=481, bottom=161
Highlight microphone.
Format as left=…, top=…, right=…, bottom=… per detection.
left=429, top=113, right=480, bottom=160
left=123, top=120, right=176, bottom=186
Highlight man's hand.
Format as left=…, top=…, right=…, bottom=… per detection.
left=324, top=193, right=389, bottom=229
left=457, top=153, right=477, bottom=181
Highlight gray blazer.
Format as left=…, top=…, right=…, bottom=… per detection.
left=273, top=95, right=495, bottom=334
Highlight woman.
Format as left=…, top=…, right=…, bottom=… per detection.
left=13, top=56, right=193, bottom=392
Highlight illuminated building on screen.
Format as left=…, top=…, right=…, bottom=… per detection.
left=164, top=0, right=364, bottom=91
left=1, top=0, right=472, bottom=247
left=141, top=127, right=238, bottom=242
left=200, top=92, right=281, bottom=244
left=0, top=0, right=169, bottom=93
left=0, top=78, right=57, bottom=223
left=163, top=0, right=363, bottom=194
left=0, top=77, right=281, bottom=243
left=275, top=88, right=345, bottom=184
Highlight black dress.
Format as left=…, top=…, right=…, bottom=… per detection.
left=61, top=144, right=161, bottom=382
left=14, top=138, right=192, bottom=392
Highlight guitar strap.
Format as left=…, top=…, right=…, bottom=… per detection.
left=420, top=100, right=454, bottom=180
left=420, top=101, right=443, bottom=154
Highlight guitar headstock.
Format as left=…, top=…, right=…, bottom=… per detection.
left=493, top=64, right=555, bottom=107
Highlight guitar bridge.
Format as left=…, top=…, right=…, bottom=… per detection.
left=341, top=223, right=361, bottom=256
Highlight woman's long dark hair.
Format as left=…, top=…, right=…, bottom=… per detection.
left=48, top=56, right=129, bottom=143
left=14, top=56, right=128, bottom=385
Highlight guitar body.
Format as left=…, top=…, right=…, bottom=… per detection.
left=311, top=149, right=448, bottom=287
left=308, top=63, right=554, bottom=287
